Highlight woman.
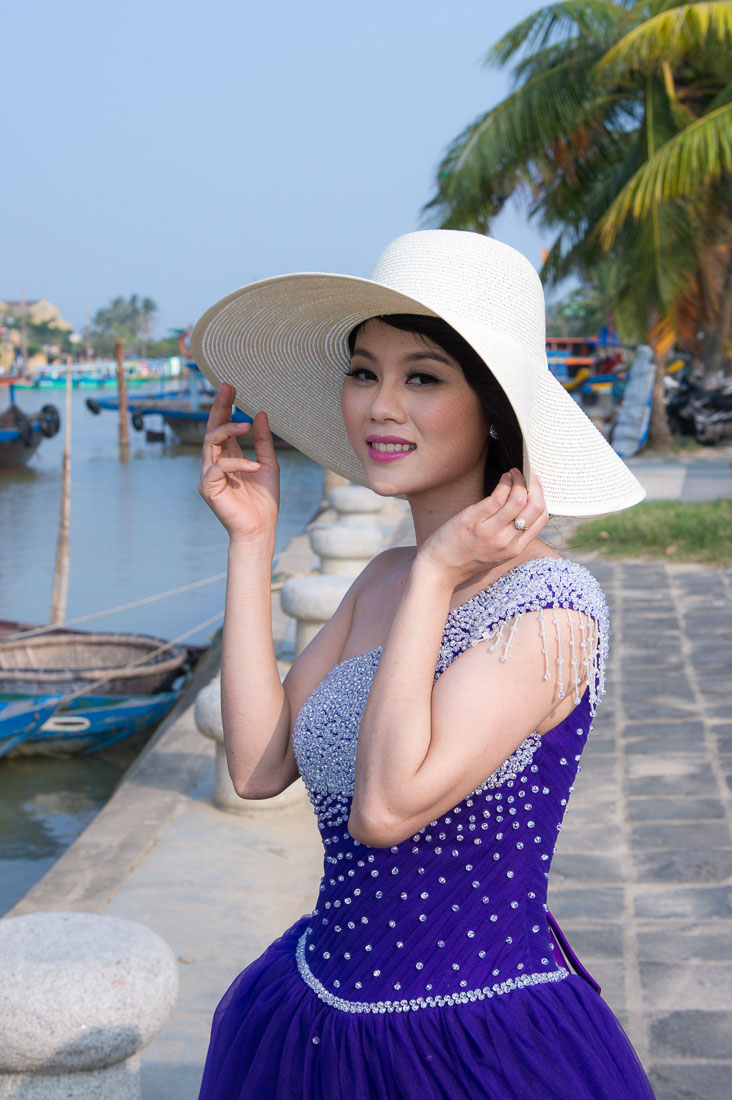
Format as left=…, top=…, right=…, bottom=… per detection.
left=194, top=231, right=654, bottom=1099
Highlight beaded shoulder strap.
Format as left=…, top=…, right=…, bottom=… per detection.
left=435, top=557, right=609, bottom=715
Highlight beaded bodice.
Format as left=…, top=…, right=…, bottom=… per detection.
left=292, top=557, right=608, bottom=1013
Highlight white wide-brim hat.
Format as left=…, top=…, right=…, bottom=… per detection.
left=192, top=230, right=644, bottom=516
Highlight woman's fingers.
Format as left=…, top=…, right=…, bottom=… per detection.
left=251, top=411, right=278, bottom=467
left=206, top=382, right=236, bottom=430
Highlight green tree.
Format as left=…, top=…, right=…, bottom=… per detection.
left=91, top=294, right=158, bottom=356
left=428, top=1, right=732, bottom=448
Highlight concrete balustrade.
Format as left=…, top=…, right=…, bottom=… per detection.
left=279, top=573, right=352, bottom=656
left=308, top=522, right=385, bottom=576
left=0, top=912, right=177, bottom=1100
left=195, top=680, right=307, bottom=812
left=328, top=484, right=385, bottom=524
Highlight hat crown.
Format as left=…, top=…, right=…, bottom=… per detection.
left=369, top=231, right=547, bottom=363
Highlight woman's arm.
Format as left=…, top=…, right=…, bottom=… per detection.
left=349, top=470, right=584, bottom=846
left=201, top=384, right=365, bottom=799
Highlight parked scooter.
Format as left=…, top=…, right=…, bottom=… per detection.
left=666, top=370, right=732, bottom=443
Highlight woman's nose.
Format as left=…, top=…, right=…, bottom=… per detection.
left=368, top=381, right=405, bottom=423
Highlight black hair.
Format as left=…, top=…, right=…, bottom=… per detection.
left=347, top=314, right=523, bottom=496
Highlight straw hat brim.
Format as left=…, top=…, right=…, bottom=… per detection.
left=192, top=272, right=645, bottom=517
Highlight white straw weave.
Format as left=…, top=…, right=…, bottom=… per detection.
left=192, top=231, right=644, bottom=517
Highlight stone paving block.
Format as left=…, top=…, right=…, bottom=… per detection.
left=649, top=1061, right=732, bottom=1100
left=623, top=698, right=698, bottom=722
left=624, top=731, right=707, bottom=755
left=562, top=801, right=618, bottom=827
left=626, top=761, right=719, bottom=799
left=581, top=734, right=616, bottom=756
left=554, top=823, right=622, bottom=853
left=715, top=730, right=732, bottom=754
left=647, top=1007, right=726, bottom=1060
left=551, top=851, right=623, bottom=884
left=547, top=887, right=625, bottom=921
left=626, top=798, right=726, bottom=823
left=636, top=923, right=732, bottom=962
left=634, top=887, right=732, bottom=921
left=545, top=922, right=624, bottom=961
left=639, top=962, right=732, bottom=1011
left=633, top=847, right=732, bottom=885
left=630, top=823, right=731, bottom=850
left=588, top=960, right=626, bottom=1012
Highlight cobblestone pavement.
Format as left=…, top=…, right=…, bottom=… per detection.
left=550, top=556, right=732, bottom=1100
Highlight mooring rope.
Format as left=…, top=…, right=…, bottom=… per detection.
left=0, top=572, right=228, bottom=643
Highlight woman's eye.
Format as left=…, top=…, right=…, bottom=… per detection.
left=345, top=366, right=376, bottom=381
left=407, top=371, right=440, bottom=385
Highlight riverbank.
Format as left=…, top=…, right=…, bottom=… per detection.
left=6, top=451, right=732, bottom=1099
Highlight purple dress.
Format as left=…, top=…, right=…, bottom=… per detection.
left=198, top=558, right=655, bottom=1099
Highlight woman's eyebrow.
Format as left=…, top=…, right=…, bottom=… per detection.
left=350, top=347, right=455, bottom=367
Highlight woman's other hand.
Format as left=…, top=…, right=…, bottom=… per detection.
left=419, top=469, right=549, bottom=588
left=198, top=383, right=280, bottom=549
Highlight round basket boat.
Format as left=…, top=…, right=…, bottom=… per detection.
left=0, top=631, right=188, bottom=696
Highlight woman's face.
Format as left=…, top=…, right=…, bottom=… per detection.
left=341, top=319, right=490, bottom=500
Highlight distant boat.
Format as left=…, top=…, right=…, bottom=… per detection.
left=0, top=689, right=179, bottom=757
left=85, top=365, right=293, bottom=447
left=0, top=381, right=60, bottom=467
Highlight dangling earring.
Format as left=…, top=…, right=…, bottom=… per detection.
left=489, top=424, right=499, bottom=440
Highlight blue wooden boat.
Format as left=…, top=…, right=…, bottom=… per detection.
left=0, top=384, right=60, bottom=467
left=0, top=689, right=179, bottom=757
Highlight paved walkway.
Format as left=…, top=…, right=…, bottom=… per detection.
left=626, top=447, right=732, bottom=503
left=8, top=452, right=732, bottom=1099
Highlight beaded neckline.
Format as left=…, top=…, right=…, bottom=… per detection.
left=332, top=554, right=566, bottom=673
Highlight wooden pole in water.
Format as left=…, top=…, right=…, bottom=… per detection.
left=115, top=337, right=130, bottom=455
left=50, top=362, right=72, bottom=625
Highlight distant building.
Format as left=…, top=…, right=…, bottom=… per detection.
left=0, top=298, right=72, bottom=330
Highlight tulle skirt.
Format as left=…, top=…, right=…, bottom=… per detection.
left=198, top=917, right=655, bottom=1100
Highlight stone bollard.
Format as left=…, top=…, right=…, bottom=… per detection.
left=321, top=469, right=350, bottom=503
left=279, top=574, right=351, bottom=656
left=195, top=681, right=307, bottom=813
left=308, top=522, right=385, bottom=577
left=0, top=912, right=178, bottom=1100
left=328, top=484, right=385, bottom=525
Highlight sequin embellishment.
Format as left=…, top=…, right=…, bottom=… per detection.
left=296, top=932, right=569, bottom=1014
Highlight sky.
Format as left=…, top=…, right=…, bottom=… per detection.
left=4, top=0, right=550, bottom=339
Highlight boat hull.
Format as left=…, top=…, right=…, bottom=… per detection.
left=0, top=690, right=178, bottom=756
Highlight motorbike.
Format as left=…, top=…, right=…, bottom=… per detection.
left=665, top=371, right=732, bottom=443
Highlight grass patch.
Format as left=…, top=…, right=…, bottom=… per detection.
left=571, top=499, right=732, bottom=566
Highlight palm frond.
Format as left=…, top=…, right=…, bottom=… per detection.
left=598, top=2, right=732, bottom=76
left=425, top=49, right=606, bottom=226
left=599, top=102, right=732, bottom=244
left=487, top=0, right=625, bottom=67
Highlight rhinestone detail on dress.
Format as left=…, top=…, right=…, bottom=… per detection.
left=295, top=931, right=569, bottom=1014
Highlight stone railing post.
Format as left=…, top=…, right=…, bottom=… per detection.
left=195, top=680, right=307, bottom=813
left=0, top=912, right=178, bottom=1100
left=308, top=523, right=384, bottom=576
left=279, top=574, right=352, bottom=656
left=328, top=484, right=386, bottom=525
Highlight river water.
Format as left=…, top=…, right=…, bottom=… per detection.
left=0, top=383, right=324, bottom=914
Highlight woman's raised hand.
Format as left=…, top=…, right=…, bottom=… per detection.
left=198, top=383, right=280, bottom=548
left=419, top=469, right=549, bottom=588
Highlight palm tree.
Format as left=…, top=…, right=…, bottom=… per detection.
left=428, top=1, right=732, bottom=448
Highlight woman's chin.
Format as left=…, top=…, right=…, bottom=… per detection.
left=363, top=469, right=406, bottom=497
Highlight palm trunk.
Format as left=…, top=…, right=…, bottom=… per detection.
left=703, top=249, right=732, bottom=378
left=647, top=347, right=674, bottom=452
